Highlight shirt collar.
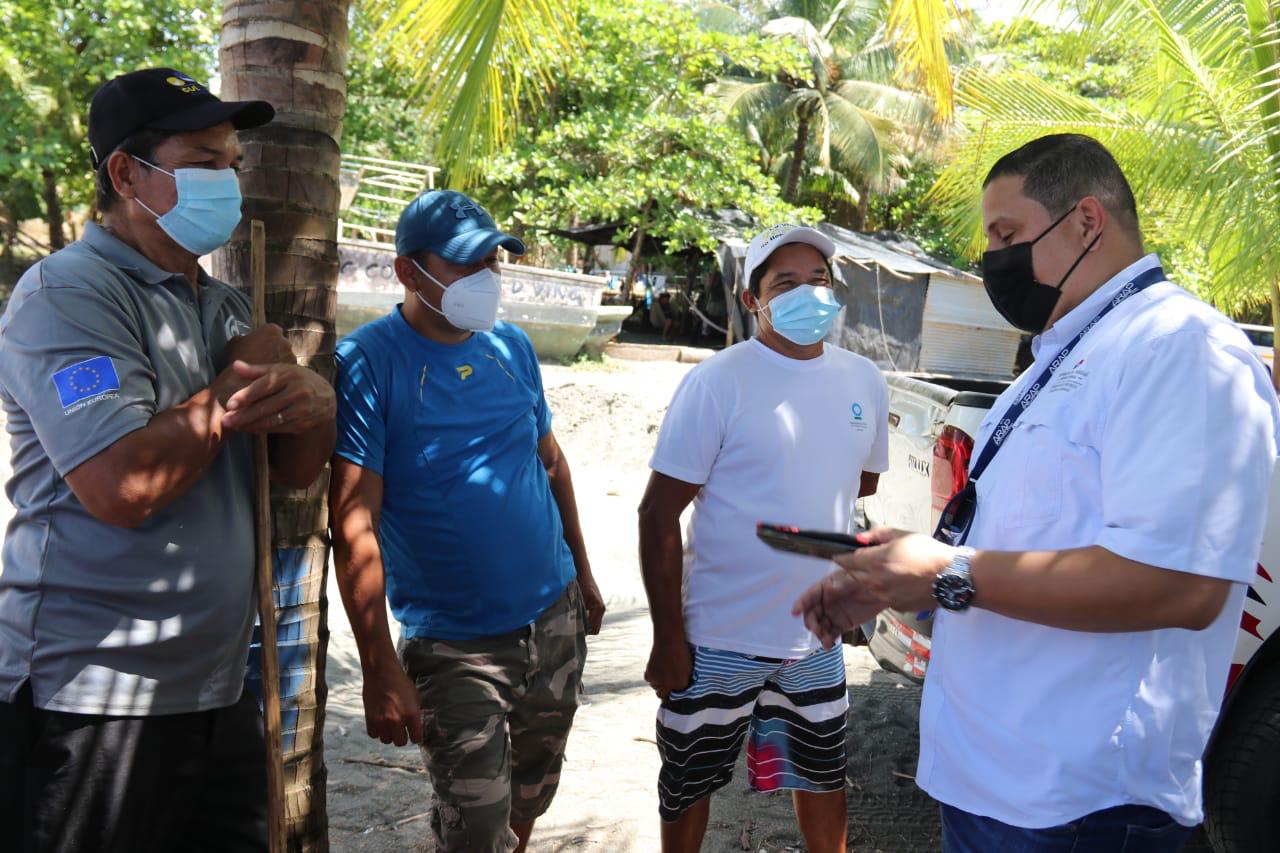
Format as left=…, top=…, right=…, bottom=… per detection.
left=1032, top=253, right=1162, bottom=357
left=82, top=222, right=190, bottom=287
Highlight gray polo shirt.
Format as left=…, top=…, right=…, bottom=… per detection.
left=0, top=223, right=255, bottom=715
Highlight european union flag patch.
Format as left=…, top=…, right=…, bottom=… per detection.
left=52, top=356, right=120, bottom=408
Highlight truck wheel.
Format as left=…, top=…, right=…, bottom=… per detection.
left=1204, top=663, right=1280, bottom=852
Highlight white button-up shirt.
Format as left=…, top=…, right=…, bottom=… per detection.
left=917, top=254, right=1280, bottom=827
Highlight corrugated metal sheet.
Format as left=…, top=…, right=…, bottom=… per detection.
left=920, top=321, right=1021, bottom=378
left=922, top=277, right=1010, bottom=330
left=918, top=276, right=1020, bottom=378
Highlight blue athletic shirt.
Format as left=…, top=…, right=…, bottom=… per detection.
left=334, top=309, right=575, bottom=639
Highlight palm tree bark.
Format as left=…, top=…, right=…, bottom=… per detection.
left=215, top=3, right=350, bottom=850
left=783, top=108, right=810, bottom=203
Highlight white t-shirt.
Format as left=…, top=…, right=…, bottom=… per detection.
left=918, top=254, right=1280, bottom=828
left=649, top=337, right=890, bottom=658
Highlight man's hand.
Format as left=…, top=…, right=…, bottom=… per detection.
left=224, top=323, right=294, bottom=367
left=579, top=573, right=606, bottom=635
left=362, top=662, right=423, bottom=747
left=792, top=527, right=954, bottom=646
left=835, top=528, right=953, bottom=611
left=644, top=638, right=693, bottom=700
left=792, top=570, right=886, bottom=649
left=220, top=361, right=336, bottom=434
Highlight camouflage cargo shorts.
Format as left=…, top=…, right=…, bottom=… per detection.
left=398, top=581, right=588, bottom=853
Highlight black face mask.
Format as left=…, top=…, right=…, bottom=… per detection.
left=981, top=202, right=1102, bottom=334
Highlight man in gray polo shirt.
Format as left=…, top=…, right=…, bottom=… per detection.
left=0, top=68, right=335, bottom=852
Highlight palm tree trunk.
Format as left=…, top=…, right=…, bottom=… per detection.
left=783, top=109, right=810, bottom=203
left=41, top=167, right=66, bottom=250
left=215, top=3, right=350, bottom=850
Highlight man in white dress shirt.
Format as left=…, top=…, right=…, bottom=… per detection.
left=793, top=134, right=1280, bottom=852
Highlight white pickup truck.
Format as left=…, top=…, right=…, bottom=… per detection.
left=859, top=371, right=1280, bottom=853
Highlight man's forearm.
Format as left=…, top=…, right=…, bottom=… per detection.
left=332, top=533, right=400, bottom=673
left=69, top=371, right=239, bottom=527
left=270, top=422, right=337, bottom=489
left=972, top=544, right=1232, bottom=632
left=639, top=512, right=687, bottom=640
left=547, top=455, right=591, bottom=574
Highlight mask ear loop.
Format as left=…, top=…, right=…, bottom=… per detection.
left=409, top=259, right=449, bottom=319
left=748, top=292, right=772, bottom=330
left=128, top=156, right=173, bottom=220
left=1052, top=228, right=1104, bottom=292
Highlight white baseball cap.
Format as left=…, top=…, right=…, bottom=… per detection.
left=743, top=223, right=836, bottom=289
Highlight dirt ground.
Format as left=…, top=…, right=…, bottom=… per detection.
left=323, top=356, right=940, bottom=852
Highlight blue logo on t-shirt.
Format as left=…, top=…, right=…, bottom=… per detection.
left=851, top=402, right=863, bottom=420
left=52, top=356, right=120, bottom=408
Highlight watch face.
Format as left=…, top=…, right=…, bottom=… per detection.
left=934, top=573, right=975, bottom=611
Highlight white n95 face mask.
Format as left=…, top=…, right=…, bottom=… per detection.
left=411, top=259, right=502, bottom=332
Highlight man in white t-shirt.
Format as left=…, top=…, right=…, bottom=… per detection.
left=638, top=224, right=890, bottom=853
left=794, top=134, right=1280, bottom=851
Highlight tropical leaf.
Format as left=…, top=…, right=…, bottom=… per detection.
left=885, top=0, right=966, bottom=121
left=370, top=0, right=578, bottom=185
left=764, top=15, right=836, bottom=88
left=931, top=45, right=1280, bottom=313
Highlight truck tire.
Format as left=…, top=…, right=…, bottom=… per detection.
left=1204, top=664, right=1280, bottom=852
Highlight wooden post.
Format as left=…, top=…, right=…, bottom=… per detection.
left=251, top=220, right=288, bottom=853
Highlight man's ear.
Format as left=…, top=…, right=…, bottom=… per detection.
left=1076, top=196, right=1108, bottom=246
left=742, top=289, right=760, bottom=312
left=106, top=150, right=144, bottom=201
left=394, top=256, right=423, bottom=290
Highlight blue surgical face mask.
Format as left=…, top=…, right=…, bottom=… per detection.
left=758, top=284, right=841, bottom=345
left=131, top=156, right=243, bottom=256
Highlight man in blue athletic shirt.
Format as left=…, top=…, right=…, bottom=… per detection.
left=330, top=190, right=605, bottom=853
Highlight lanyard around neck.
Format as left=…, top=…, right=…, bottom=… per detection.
left=968, top=265, right=1166, bottom=483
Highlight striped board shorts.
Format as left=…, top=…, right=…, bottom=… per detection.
left=655, top=643, right=848, bottom=821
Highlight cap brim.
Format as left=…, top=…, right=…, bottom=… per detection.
left=437, top=229, right=527, bottom=264
left=148, top=99, right=275, bottom=134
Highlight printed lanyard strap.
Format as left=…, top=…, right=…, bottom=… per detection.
left=968, top=265, right=1166, bottom=483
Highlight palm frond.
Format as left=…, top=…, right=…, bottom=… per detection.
left=763, top=14, right=835, bottom=87
left=823, top=88, right=898, bottom=186
left=930, top=63, right=1280, bottom=312
left=370, top=0, right=578, bottom=185
left=884, top=0, right=964, bottom=121
left=693, top=2, right=753, bottom=34
left=713, top=77, right=794, bottom=119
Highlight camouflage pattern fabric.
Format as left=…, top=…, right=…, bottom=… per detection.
left=399, top=581, right=587, bottom=852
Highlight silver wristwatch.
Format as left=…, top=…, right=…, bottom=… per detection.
left=932, top=546, right=976, bottom=612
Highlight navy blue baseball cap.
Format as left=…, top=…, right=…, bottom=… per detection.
left=395, top=190, right=526, bottom=262
left=88, top=68, right=274, bottom=168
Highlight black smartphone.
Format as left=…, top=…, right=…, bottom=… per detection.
left=756, top=523, right=867, bottom=558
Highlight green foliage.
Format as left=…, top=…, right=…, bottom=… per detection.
left=931, top=3, right=1280, bottom=315
left=0, top=0, right=220, bottom=234
left=710, top=0, right=953, bottom=231
left=480, top=0, right=817, bottom=256
left=370, top=0, right=578, bottom=185
left=343, top=5, right=437, bottom=164
left=976, top=19, right=1147, bottom=103
left=866, top=163, right=970, bottom=268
